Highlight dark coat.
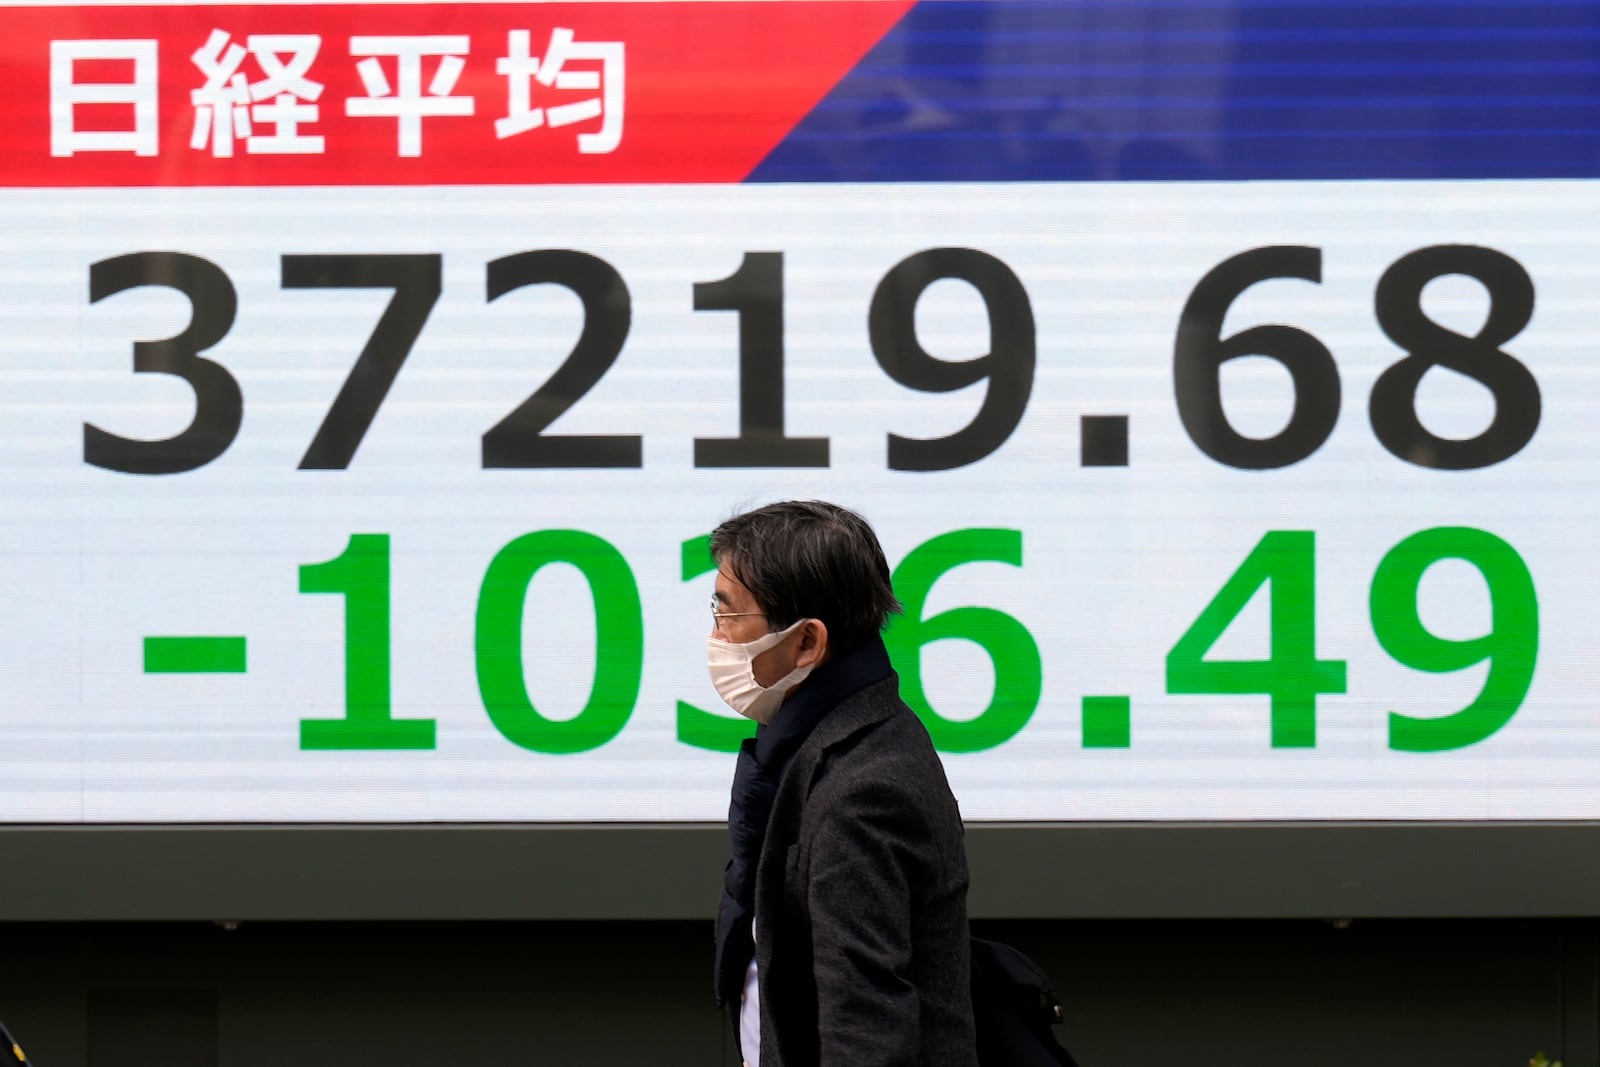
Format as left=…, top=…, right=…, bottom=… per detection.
left=751, top=675, right=979, bottom=1067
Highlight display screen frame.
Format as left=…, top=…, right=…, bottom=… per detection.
left=5, top=0, right=1600, bottom=916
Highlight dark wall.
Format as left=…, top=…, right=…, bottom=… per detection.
left=2, top=919, right=1594, bottom=1067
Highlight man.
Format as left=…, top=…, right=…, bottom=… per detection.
left=709, top=500, right=978, bottom=1067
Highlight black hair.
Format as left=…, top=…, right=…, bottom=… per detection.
left=710, top=500, right=902, bottom=653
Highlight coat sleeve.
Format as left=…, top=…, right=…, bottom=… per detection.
left=805, top=773, right=931, bottom=1067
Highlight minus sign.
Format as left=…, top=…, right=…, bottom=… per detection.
left=144, top=636, right=248, bottom=674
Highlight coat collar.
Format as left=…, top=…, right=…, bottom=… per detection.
left=754, top=634, right=896, bottom=767
left=756, top=638, right=900, bottom=832
left=804, top=668, right=900, bottom=755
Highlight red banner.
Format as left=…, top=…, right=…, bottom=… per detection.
left=0, top=1, right=912, bottom=186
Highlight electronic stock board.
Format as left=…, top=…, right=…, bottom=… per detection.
left=3, top=0, right=1598, bottom=915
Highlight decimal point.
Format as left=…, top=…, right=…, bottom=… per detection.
left=1082, top=694, right=1131, bottom=748
left=1081, top=415, right=1129, bottom=467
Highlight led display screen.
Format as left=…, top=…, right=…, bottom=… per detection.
left=2, top=0, right=1595, bottom=822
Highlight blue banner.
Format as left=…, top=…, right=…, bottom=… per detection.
left=752, top=0, right=1600, bottom=182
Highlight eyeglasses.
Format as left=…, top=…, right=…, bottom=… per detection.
left=710, top=595, right=767, bottom=626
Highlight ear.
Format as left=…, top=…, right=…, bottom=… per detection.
left=793, top=618, right=830, bottom=669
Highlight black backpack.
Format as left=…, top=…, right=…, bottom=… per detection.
left=971, top=937, right=1082, bottom=1067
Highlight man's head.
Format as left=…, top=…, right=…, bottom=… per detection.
left=709, top=500, right=902, bottom=662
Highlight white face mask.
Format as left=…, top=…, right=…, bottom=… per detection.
left=706, top=618, right=815, bottom=725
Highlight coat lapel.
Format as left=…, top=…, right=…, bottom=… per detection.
left=761, top=676, right=899, bottom=852
left=751, top=677, right=903, bottom=1065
